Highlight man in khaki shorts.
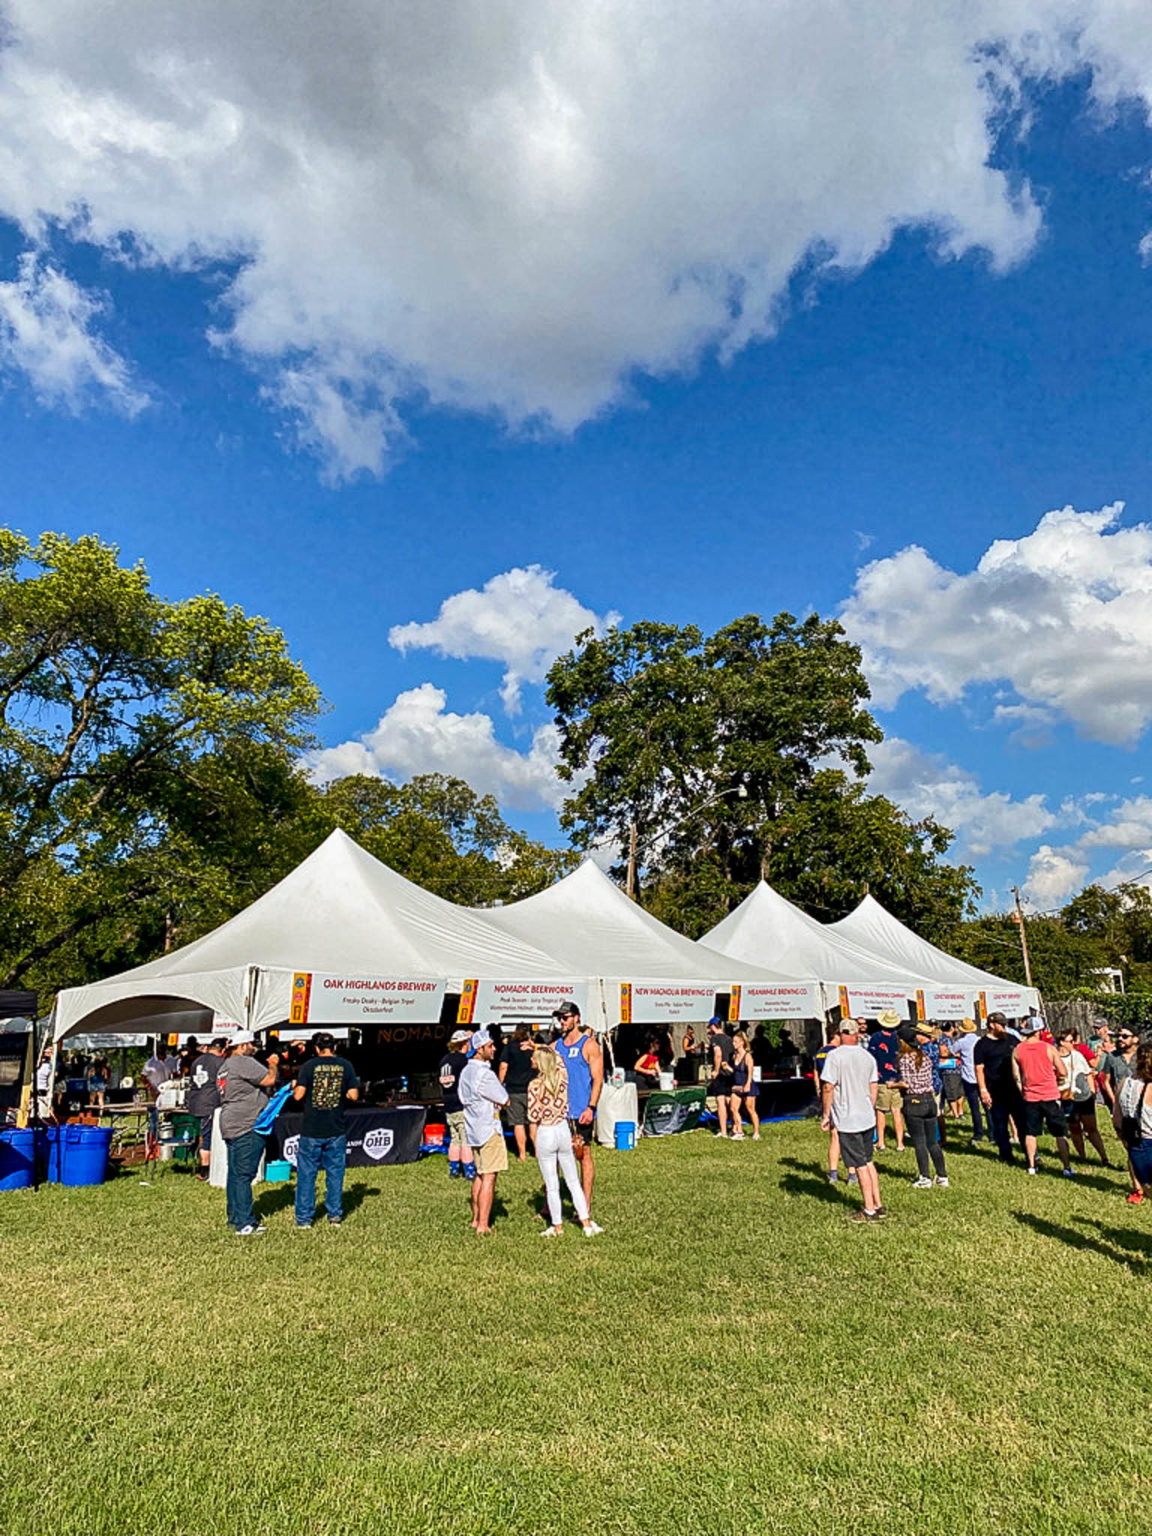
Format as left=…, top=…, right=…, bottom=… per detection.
left=866, top=1008, right=906, bottom=1152
left=458, top=1028, right=509, bottom=1235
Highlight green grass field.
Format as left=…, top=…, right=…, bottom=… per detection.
left=2, top=1119, right=1150, bottom=1536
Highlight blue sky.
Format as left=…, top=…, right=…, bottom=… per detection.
left=4, top=6, right=1152, bottom=914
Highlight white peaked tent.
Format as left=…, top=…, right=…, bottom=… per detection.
left=702, top=880, right=936, bottom=1018
left=827, top=894, right=1039, bottom=1016
left=53, top=830, right=566, bottom=1043
left=478, top=861, right=824, bottom=1025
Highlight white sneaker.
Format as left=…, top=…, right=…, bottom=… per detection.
left=539, top=1226, right=562, bottom=1238
left=235, top=1224, right=266, bottom=1236
left=934, top=1176, right=950, bottom=1188
left=912, top=1176, right=933, bottom=1190
left=583, top=1221, right=604, bottom=1237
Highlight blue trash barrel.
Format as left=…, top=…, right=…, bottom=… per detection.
left=59, top=1125, right=113, bottom=1186
left=0, top=1128, right=40, bottom=1191
left=44, top=1125, right=62, bottom=1182
left=614, top=1120, right=636, bottom=1151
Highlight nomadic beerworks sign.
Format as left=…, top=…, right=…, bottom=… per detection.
left=289, top=971, right=446, bottom=1025
left=456, top=980, right=588, bottom=1027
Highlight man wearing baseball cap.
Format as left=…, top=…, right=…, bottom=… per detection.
left=553, top=1002, right=603, bottom=1216
left=216, top=1033, right=280, bottom=1235
left=439, top=1028, right=476, bottom=1182
left=458, top=1028, right=509, bottom=1234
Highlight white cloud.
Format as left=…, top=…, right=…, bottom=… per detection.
left=842, top=503, right=1152, bottom=745
left=0, top=253, right=147, bottom=414
left=306, top=682, right=565, bottom=812
left=1022, top=845, right=1089, bottom=907
left=867, top=736, right=1055, bottom=858
left=389, top=566, right=618, bottom=713
left=2, top=5, right=1152, bottom=470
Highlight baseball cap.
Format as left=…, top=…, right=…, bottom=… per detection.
left=552, top=1002, right=580, bottom=1019
left=1018, top=1014, right=1043, bottom=1033
left=987, top=1011, right=1010, bottom=1027
left=230, top=1030, right=255, bottom=1045
left=839, top=1018, right=860, bottom=1034
left=449, top=1028, right=471, bottom=1045
left=470, top=1028, right=491, bottom=1053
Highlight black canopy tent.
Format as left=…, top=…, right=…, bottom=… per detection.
left=0, top=991, right=36, bottom=1021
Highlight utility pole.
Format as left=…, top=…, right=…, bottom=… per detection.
left=626, top=821, right=638, bottom=902
left=1010, top=886, right=1034, bottom=988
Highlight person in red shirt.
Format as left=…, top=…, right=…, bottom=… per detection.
left=1012, top=1018, right=1073, bottom=1176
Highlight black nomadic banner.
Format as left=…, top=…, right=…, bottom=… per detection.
left=269, top=1104, right=427, bottom=1167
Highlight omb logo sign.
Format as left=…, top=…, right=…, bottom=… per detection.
left=282, top=1135, right=300, bottom=1166
left=362, top=1127, right=394, bottom=1162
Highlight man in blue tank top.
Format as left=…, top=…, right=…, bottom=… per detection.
left=552, top=1002, right=603, bottom=1217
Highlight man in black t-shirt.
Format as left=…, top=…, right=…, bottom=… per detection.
left=187, top=1038, right=225, bottom=1181
left=707, top=1017, right=736, bottom=1138
left=974, top=1013, right=1027, bottom=1164
left=439, top=1029, right=475, bottom=1181
left=498, top=1025, right=539, bottom=1161
left=291, top=1033, right=360, bottom=1228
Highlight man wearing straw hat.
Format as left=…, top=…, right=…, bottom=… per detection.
left=866, top=1008, right=906, bottom=1153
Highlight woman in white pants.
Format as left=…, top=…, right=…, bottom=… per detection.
left=528, top=1046, right=603, bottom=1238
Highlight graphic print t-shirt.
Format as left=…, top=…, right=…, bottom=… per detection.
left=187, top=1053, right=221, bottom=1116
left=297, top=1055, right=359, bottom=1138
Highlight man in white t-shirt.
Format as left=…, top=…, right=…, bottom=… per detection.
left=820, top=1018, right=884, bottom=1223
left=458, top=1029, right=509, bottom=1235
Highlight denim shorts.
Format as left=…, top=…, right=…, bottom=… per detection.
left=1130, top=1137, right=1152, bottom=1186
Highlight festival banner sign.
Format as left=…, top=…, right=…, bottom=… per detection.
left=470, top=980, right=588, bottom=1027
left=839, top=984, right=913, bottom=1020
left=617, top=983, right=719, bottom=1025
left=290, top=971, right=445, bottom=1025
left=982, top=987, right=1032, bottom=1018
left=729, top=982, right=822, bottom=1021
left=921, top=988, right=972, bottom=1021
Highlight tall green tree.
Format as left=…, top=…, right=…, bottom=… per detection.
left=0, top=529, right=322, bottom=999
left=302, top=773, right=577, bottom=905
left=547, top=611, right=976, bottom=935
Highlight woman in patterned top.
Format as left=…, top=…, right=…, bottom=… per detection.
left=528, top=1047, right=602, bottom=1238
left=898, top=1022, right=948, bottom=1190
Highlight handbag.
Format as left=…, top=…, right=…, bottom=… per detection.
left=1118, top=1082, right=1149, bottom=1149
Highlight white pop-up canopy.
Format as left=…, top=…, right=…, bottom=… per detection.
left=701, top=880, right=937, bottom=1018
left=53, top=830, right=568, bottom=1043
left=827, top=893, right=1039, bottom=1017
left=478, top=861, right=823, bottom=1025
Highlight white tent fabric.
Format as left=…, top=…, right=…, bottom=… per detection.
left=701, top=880, right=937, bottom=1015
left=53, top=830, right=567, bottom=1042
left=478, top=861, right=823, bottom=1022
left=827, top=894, right=1039, bottom=1016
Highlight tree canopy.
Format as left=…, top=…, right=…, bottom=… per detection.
left=547, top=612, right=976, bottom=938
left=0, top=532, right=571, bottom=1004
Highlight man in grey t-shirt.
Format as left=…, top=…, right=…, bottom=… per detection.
left=820, top=1019, right=884, bottom=1223
left=217, top=1033, right=279, bottom=1235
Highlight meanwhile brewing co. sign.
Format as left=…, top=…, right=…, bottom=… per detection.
left=729, top=982, right=821, bottom=1021
left=468, top=980, right=588, bottom=1027
left=837, top=984, right=912, bottom=1020
left=289, top=971, right=445, bottom=1025
left=617, top=983, right=718, bottom=1024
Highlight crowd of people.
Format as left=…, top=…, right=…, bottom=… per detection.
left=37, top=999, right=1152, bottom=1240
left=816, top=1007, right=1152, bottom=1223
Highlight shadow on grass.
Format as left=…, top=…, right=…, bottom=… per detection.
left=1011, top=1210, right=1149, bottom=1273
left=777, top=1159, right=848, bottom=1207
left=253, top=1182, right=382, bottom=1222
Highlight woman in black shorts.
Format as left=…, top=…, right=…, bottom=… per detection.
left=729, top=1031, right=760, bottom=1141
